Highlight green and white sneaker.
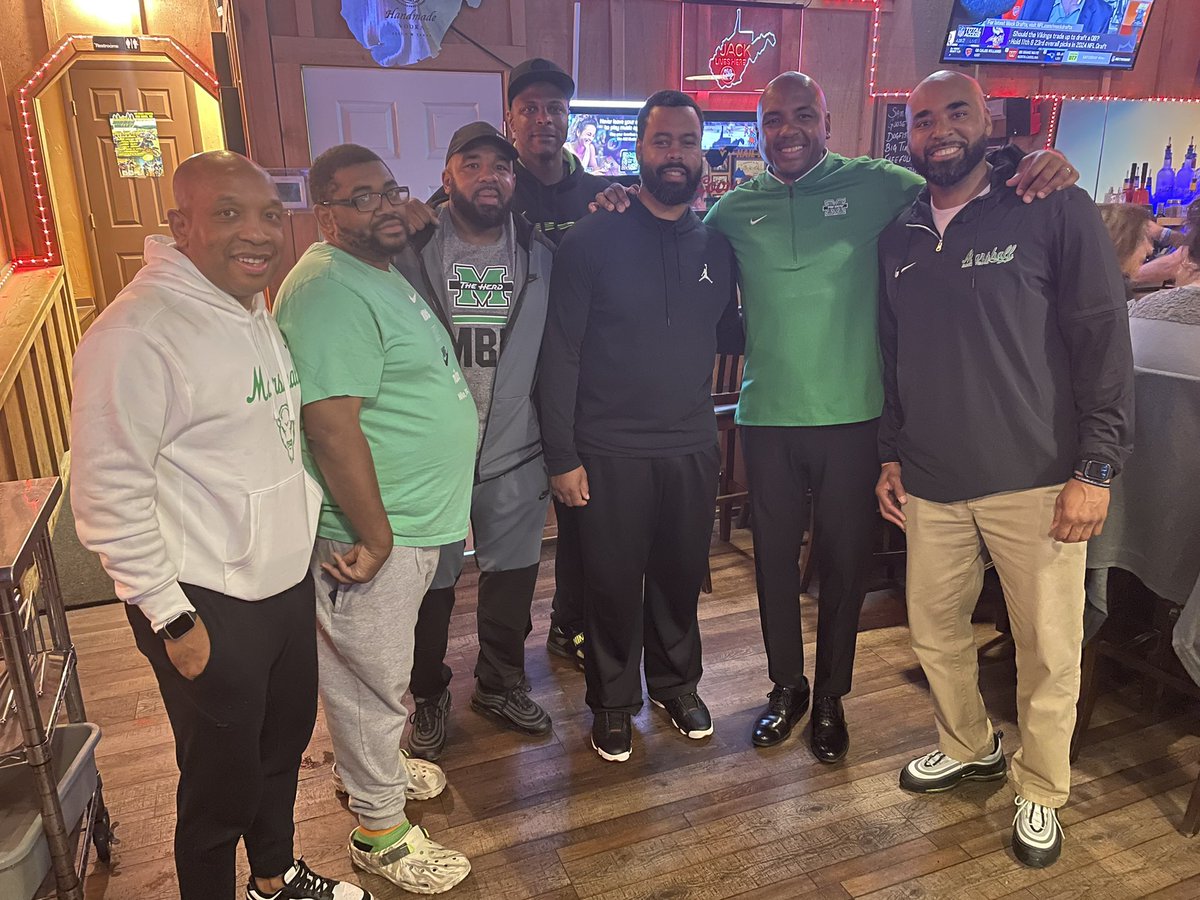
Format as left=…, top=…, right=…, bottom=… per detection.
left=1012, top=795, right=1063, bottom=868
left=348, top=825, right=470, bottom=895
left=899, top=731, right=1006, bottom=793
left=332, top=750, right=447, bottom=802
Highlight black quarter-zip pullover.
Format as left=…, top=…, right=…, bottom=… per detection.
left=877, top=160, right=1134, bottom=503
left=539, top=197, right=743, bottom=474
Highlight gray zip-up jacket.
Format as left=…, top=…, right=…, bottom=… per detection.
left=396, top=211, right=554, bottom=484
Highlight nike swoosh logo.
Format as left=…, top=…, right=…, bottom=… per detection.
left=750, top=215, right=767, bottom=225
left=894, top=262, right=916, bottom=278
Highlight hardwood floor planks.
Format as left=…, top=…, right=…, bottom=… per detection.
left=73, top=539, right=1199, bottom=898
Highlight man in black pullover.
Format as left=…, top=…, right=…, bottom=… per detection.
left=876, top=71, right=1132, bottom=869
left=539, top=90, right=742, bottom=763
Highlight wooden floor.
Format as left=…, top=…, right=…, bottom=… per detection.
left=72, top=531, right=1200, bottom=899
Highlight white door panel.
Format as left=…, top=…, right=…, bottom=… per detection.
left=302, top=67, right=504, bottom=201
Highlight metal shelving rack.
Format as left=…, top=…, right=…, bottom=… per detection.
left=0, top=477, right=112, bottom=899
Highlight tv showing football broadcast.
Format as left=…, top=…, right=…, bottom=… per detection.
left=941, top=0, right=1158, bottom=70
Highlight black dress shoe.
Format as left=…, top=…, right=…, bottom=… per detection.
left=810, top=695, right=848, bottom=763
left=751, top=680, right=811, bottom=747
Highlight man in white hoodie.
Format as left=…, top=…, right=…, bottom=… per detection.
left=71, top=151, right=370, bottom=900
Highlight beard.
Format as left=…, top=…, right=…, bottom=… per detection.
left=449, top=183, right=510, bottom=230
left=338, top=216, right=409, bottom=259
left=640, top=161, right=702, bottom=206
left=913, top=133, right=989, bottom=187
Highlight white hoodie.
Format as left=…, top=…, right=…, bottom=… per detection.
left=70, top=235, right=321, bottom=631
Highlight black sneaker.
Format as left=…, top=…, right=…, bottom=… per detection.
left=470, top=682, right=552, bottom=735
left=651, top=691, right=714, bottom=739
left=407, top=689, right=451, bottom=761
left=1012, top=795, right=1063, bottom=867
left=246, top=858, right=371, bottom=899
left=546, top=624, right=585, bottom=668
left=591, top=711, right=632, bottom=762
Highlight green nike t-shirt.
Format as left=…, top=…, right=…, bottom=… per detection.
left=275, top=242, right=477, bottom=546
left=706, top=153, right=924, bottom=427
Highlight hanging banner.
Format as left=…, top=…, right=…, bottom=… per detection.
left=341, top=0, right=483, bottom=66
left=108, top=112, right=163, bottom=179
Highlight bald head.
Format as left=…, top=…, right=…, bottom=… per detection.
left=173, top=150, right=273, bottom=214
left=167, top=151, right=285, bottom=307
left=905, top=70, right=993, bottom=194
left=760, top=72, right=827, bottom=118
left=757, top=71, right=831, bottom=183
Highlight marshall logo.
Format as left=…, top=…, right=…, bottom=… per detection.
left=961, top=244, right=1018, bottom=268
left=708, top=9, right=777, bottom=90
left=448, top=263, right=514, bottom=325
left=822, top=198, right=849, bottom=217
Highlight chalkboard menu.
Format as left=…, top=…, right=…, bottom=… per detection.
left=882, top=102, right=912, bottom=171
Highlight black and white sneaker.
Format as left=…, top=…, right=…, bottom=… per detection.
left=246, top=858, right=371, bottom=899
left=651, top=692, right=714, bottom=739
left=546, top=624, right=585, bottom=668
left=591, top=711, right=632, bottom=762
left=408, top=689, right=451, bottom=761
left=470, top=682, right=552, bottom=735
left=1012, top=796, right=1063, bottom=867
left=899, top=731, right=1006, bottom=793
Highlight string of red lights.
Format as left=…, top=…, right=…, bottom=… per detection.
left=12, top=35, right=219, bottom=272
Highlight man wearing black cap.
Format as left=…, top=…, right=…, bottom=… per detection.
left=400, top=122, right=557, bottom=759
left=505, top=58, right=616, bottom=673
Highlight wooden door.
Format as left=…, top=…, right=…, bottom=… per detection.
left=301, top=67, right=503, bottom=202
left=65, top=61, right=203, bottom=309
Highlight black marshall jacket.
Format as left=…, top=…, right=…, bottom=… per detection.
left=877, top=159, right=1134, bottom=504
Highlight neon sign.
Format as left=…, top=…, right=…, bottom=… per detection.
left=708, top=9, right=777, bottom=90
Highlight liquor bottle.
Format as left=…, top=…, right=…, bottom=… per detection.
left=1154, top=138, right=1174, bottom=213
left=1125, top=162, right=1139, bottom=202
left=1175, top=137, right=1196, bottom=202
left=1103, top=185, right=1118, bottom=204
left=1134, top=164, right=1151, bottom=206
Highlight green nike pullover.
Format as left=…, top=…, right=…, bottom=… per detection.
left=705, top=152, right=923, bottom=427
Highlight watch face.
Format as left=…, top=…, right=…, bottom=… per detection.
left=163, top=613, right=196, bottom=640
left=1082, top=460, right=1113, bottom=481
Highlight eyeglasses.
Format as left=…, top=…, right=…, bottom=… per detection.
left=319, top=186, right=410, bottom=213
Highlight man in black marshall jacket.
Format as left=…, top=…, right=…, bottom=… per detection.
left=875, top=71, right=1132, bottom=870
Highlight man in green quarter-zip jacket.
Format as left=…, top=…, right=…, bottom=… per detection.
left=701, top=72, right=1080, bottom=764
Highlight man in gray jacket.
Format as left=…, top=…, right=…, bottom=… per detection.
left=399, top=122, right=556, bottom=759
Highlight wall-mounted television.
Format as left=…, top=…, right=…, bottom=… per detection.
left=567, top=101, right=758, bottom=179
left=941, top=0, right=1158, bottom=70
left=568, top=101, right=760, bottom=209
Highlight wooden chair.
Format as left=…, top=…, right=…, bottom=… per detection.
left=713, top=352, right=748, bottom=543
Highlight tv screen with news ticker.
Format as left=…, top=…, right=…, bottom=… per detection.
left=941, top=0, right=1158, bottom=70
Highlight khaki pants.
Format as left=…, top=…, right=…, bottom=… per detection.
left=905, top=485, right=1086, bottom=808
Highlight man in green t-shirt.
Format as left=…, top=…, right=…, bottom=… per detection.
left=274, top=144, right=476, bottom=895
left=702, top=73, right=1079, bottom=764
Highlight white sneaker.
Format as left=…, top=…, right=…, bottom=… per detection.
left=348, top=825, right=471, bottom=894
left=1012, top=795, right=1063, bottom=867
left=899, top=731, right=1006, bottom=793
left=332, top=750, right=447, bottom=801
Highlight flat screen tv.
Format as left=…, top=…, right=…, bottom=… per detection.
left=940, top=0, right=1158, bottom=70
left=567, top=102, right=758, bottom=179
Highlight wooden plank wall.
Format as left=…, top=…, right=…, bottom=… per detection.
left=0, top=267, right=79, bottom=480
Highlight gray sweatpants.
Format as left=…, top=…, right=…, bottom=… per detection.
left=311, top=539, right=439, bottom=830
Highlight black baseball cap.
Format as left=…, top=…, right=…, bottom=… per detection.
left=507, top=57, right=575, bottom=106
left=445, top=122, right=518, bottom=164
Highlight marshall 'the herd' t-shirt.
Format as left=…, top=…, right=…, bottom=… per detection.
left=437, top=207, right=517, bottom=448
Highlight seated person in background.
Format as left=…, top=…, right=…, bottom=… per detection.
left=1098, top=203, right=1153, bottom=297
left=1134, top=197, right=1199, bottom=288
left=1128, top=224, right=1200, bottom=377
left=1019, top=0, right=1114, bottom=33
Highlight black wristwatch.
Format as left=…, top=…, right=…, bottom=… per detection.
left=1074, top=459, right=1114, bottom=485
left=157, top=611, right=198, bottom=641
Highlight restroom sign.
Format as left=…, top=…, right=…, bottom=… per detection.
left=93, top=36, right=142, bottom=52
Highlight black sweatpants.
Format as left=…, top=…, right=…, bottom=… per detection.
left=577, top=446, right=720, bottom=714
left=741, top=420, right=880, bottom=698
left=126, top=575, right=317, bottom=900
left=549, top=499, right=585, bottom=634
left=409, top=564, right=540, bottom=698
